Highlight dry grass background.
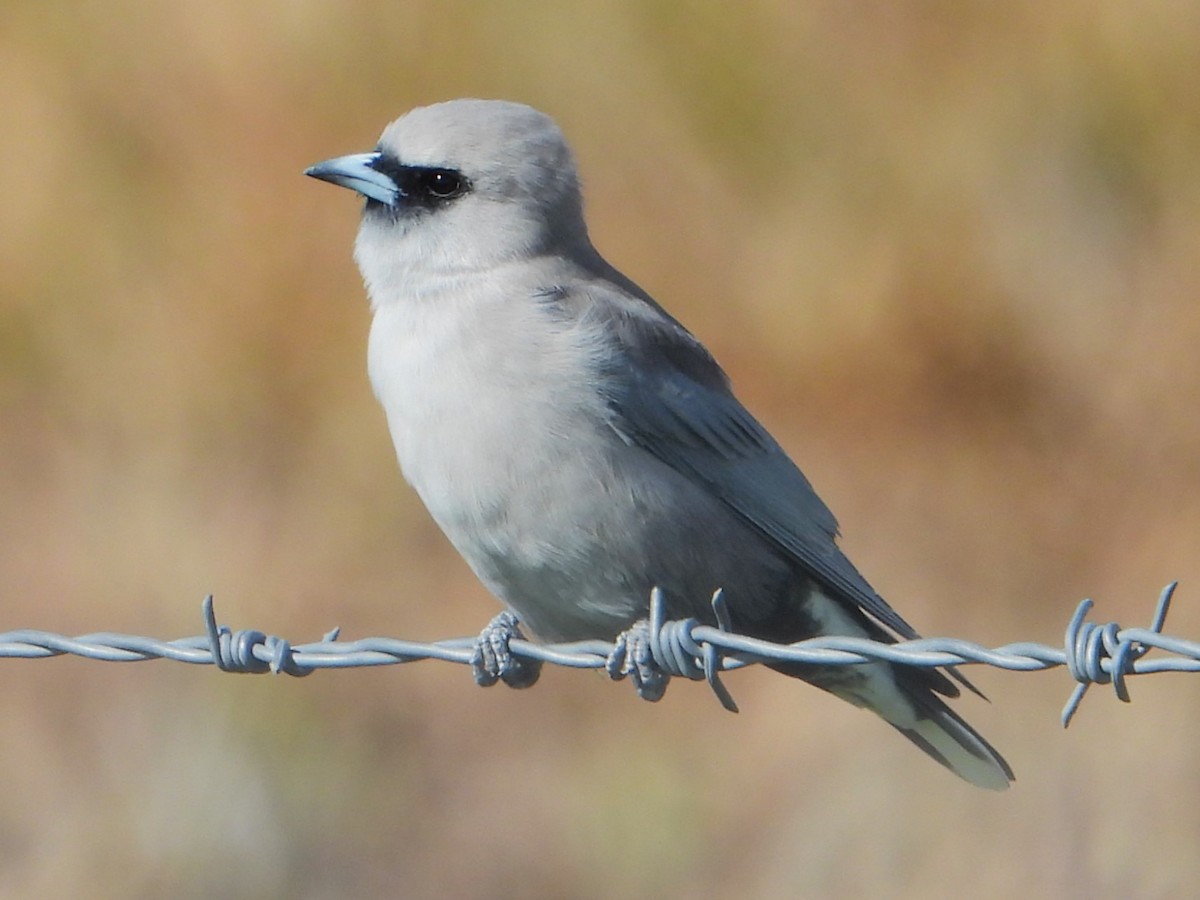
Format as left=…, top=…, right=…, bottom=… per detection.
left=3, top=1, right=1200, bottom=897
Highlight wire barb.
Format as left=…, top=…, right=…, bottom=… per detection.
left=1059, top=581, right=1178, bottom=726
left=2, top=583, right=1196, bottom=730
left=201, top=595, right=325, bottom=677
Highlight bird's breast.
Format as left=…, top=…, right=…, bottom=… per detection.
left=366, top=290, right=611, bottom=542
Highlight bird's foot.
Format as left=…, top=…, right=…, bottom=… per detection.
left=605, top=618, right=669, bottom=702
left=470, top=611, right=542, bottom=689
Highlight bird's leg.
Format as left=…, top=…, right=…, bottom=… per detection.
left=605, top=618, right=669, bottom=702
left=470, top=610, right=542, bottom=689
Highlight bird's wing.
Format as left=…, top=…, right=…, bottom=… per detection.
left=598, top=304, right=921, bottom=640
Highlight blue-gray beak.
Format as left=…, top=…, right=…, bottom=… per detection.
left=305, top=152, right=400, bottom=207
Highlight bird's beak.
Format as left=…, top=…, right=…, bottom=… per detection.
left=305, top=152, right=400, bottom=207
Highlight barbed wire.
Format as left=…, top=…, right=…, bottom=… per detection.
left=0, top=582, right=1193, bottom=726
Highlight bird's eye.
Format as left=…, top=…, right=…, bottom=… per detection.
left=419, top=169, right=467, bottom=199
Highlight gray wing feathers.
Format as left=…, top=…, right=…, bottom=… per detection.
left=603, top=319, right=921, bottom=641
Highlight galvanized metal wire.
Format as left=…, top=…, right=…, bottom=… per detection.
left=0, top=582, right=1191, bottom=726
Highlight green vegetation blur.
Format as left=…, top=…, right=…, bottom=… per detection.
left=2, top=2, right=1199, bottom=897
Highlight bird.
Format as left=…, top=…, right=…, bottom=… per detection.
left=305, top=98, right=1013, bottom=790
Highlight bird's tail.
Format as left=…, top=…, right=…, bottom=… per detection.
left=763, top=585, right=1013, bottom=789
left=886, top=689, right=1013, bottom=791
left=792, top=660, right=1013, bottom=790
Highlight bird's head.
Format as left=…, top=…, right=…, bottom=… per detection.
left=307, top=99, right=589, bottom=304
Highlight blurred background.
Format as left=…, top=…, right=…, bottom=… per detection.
left=3, top=1, right=1199, bottom=897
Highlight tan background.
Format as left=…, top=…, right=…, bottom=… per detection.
left=3, top=2, right=1200, bottom=897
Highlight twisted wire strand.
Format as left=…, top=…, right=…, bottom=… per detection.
left=0, top=583, right=1191, bottom=725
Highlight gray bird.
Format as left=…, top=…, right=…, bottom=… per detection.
left=306, top=98, right=1012, bottom=790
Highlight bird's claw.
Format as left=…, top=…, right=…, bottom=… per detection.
left=470, top=611, right=542, bottom=689
left=606, top=618, right=669, bottom=702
